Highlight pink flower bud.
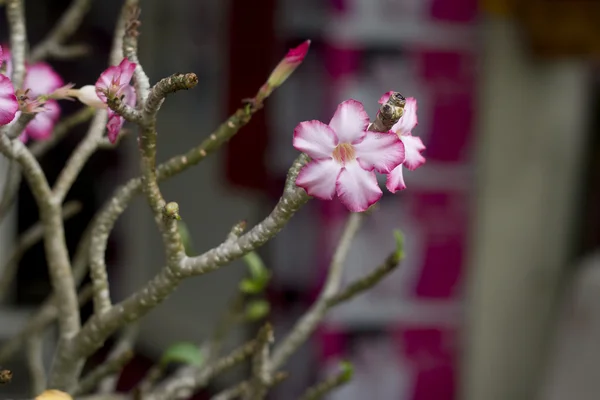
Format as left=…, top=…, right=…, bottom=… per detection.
left=72, top=85, right=107, bottom=109
left=265, top=40, right=311, bottom=91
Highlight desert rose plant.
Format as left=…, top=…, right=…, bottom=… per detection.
left=0, top=1, right=427, bottom=399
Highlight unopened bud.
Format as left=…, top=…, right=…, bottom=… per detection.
left=164, top=202, right=181, bottom=220
left=258, top=40, right=311, bottom=101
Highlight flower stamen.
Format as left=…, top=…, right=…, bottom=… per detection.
left=332, top=143, right=356, bottom=164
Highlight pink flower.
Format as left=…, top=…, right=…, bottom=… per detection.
left=0, top=74, right=18, bottom=126
left=2, top=48, right=64, bottom=97
left=71, top=58, right=137, bottom=144
left=293, top=99, right=405, bottom=212
left=16, top=100, right=60, bottom=143
left=266, top=40, right=310, bottom=90
left=95, top=58, right=136, bottom=102
left=106, top=85, right=135, bottom=143
left=0, top=46, right=19, bottom=126
left=2, top=46, right=64, bottom=140
left=385, top=97, right=426, bottom=193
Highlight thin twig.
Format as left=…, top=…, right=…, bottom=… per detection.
left=0, top=160, right=21, bottom=223
left=5, top=0, right=27, bottom=88
left=97, top=324, right=139, bottom=394
left=6, top=113, right=35, bottom=140
left=0, top=285, right=93, bottom=364
left=76, top=347, right=134, bottom=396
left=150, top=340, right=257, bottom=400
left=26, top=331, right=47, bottom=395
left=270, top=212, right=364, bottom=370
left=121, top=1, right=150, bottom=101
left=297, top=365, right=353, bottom=400
left=42, top=43, right=91, bottom=60
left=133, top=74, right=198, bottom=271
left=210, top=372, right=288, bottom=400
left=327, top=250, right=402, bottom=308
left=30, top=0, right=93, bottom=62
left=52, top=110, right=107, bottom=202
left=245, top=324, right=274, bottom=400
left=0, top=201, right=82, bottom=303
left=31, top=107, right=96, bottom=158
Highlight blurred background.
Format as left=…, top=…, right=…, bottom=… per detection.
left=1, top=0, right=600, bottom=399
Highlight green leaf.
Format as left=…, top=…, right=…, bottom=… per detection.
left=239, top=279, right=263, bottom=294
left=239, top=251, right=271, bottom=294
left=177, top=221, right=194, bottom=255
left=160, top=342, right=204, bottom=367
left=339, top=361, right=354, bottom=381
left=393, top=230, right=405, bottom=260
left=245, top=299, right=270, bottom=321
left=243, top=251, right=267, bottom=279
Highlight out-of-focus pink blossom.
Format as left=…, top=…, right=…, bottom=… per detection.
left=2, top=46, right=64, bottom=141
left=0, top=46, right=19, bottom=126
left=16, top=100, right=61, bottom=143
left=293, top=99, right=405, bottom=212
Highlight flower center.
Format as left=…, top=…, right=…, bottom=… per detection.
left=332, top=143, right=356, bottom=164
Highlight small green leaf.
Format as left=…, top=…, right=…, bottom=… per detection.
left=245, top=299, right=270, bottom=321
left=339, top=361, right=354, bottom=381
left=243, top=251, right=267, bottom=279
left=178, top=221, right=194, bottom=255
left=393, top=230, right=405, bottom=260
left=239, top=279, right=264, bottom=294
left=160, top=342, right=204, bottom=367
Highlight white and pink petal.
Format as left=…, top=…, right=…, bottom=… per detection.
left=76, top=85, right=107, bottom=109
left=117, top=58, right=136, bottom=85
left=25, top=100, right=60, bottom=141
left=391, top=97, right=418, bottom=135
left=401, top=134, right=426, bottom=170
left=336, top=161, right=382, bottom=212
left=24, top=62, right=64, bottom=97
left=106, top=110, right=125, bottom=144
left=0, top=74, right=18, bottom=126
left=328, top=99, right=369, bottom=144
left=293, top=120, right=337, bottom=160
left=378, top=91, right=394, bottom=104
left=296, top=159, right=342, bottom=200
left=386, top=164, right=406, bottom=193
left=354, top=131, right=405, bottom=174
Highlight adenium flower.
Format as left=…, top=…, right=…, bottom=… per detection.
left=378, top=93, right=425, bottom=192
left=73, top=58, right=137, bottom=144
left=2, top=46, right=64, bottom=141
left=293, top=99, right=405, bottom=212
left=0, top=46, right=20, bottom=127
left=15, top=100, right=60, bottom=143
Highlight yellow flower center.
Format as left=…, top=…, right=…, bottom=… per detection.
left=332, top=143, right=356, bottom=164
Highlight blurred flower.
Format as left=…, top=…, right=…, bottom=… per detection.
left=384, top=97, right=425, bottom=192
left=17, top=100, right=61, bottom=143
left=2, top=46, right=64, bottom=141
left=294, top=99, right=405, bottom=212
left=0, top=74, right=18, bottom=126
